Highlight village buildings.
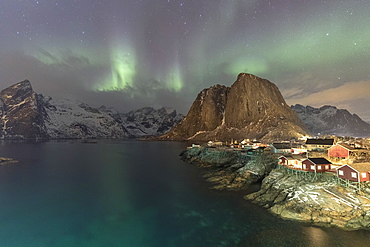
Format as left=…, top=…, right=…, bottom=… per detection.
left=196, top=136, right=370, bottom=186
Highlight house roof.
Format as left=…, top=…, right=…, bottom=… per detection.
left=307, top=158, right=332, bottom=165
left=336, top=143, right=356, bottom=151
left=305, top=139, right=334, bottom=145
left=279, top=154, right=306, bottom=160
left=272, top=143, right=291, bottom=149
left=345, top=163, right=370, bottom=173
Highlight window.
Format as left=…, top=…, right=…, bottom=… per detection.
left=351, top=172, right=357, bottom=178
left=318, top=165, right=322, bottom=170
left=303, top=164, right=306, bottom=169
left=310, top=165, right=315, bottom=170
left=362, top=173, right=367, bottom=179
left=326, top=165, right=329, bottom=169
left=338, top=170, right=344, bottom=176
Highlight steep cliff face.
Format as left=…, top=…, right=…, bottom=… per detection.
left=161, top=73, right=308, bottom=141
left=0, top=80, right=48, bottom=139
left=160, top=84, right=229, bottom=140
left=292, top=104, right=370, bottom=137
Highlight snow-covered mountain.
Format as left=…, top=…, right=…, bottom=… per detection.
left=42, top=97, right=130, bottom=139
left=291, top=104, right=370, bottom=137
left=121, top=107, right=184, bottom=137
left=0, top=80, right=182, bottom=139
left=0, top=80, right=131, bottom=139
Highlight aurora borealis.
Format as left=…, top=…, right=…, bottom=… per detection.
left=1, top=0, right=370, bottom=121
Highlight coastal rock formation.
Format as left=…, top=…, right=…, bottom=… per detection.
left=246, top=168, right=370, bottom=230
left=182, top=147, right=370, bottom=230
left=161, top=73, right=308, bottom=142
left=120, top=107, right=184, bottom=137
left=292, top=104, right=370, bottom=137
left=181, top=147, right=276, bottom=190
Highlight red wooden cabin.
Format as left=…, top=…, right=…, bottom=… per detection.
left=301, top=158, right=332, bottom=172
left=336, top=163, right=370, bottom=182
left=328, top=143, right=355, bottom=159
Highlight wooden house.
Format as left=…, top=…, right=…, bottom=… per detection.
left=305, top=138, right=334, bottom=151
left=328, top=143, right=355, bottom=159
left=278, top=155, right=306, bottom=169
left=336, top=163, right=370, bottom=182
left=301, top=158, right=332, bottom=172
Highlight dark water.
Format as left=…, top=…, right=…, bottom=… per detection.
left=0, top=140, right=369, bottom=247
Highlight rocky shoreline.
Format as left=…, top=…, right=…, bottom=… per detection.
left=181, top=147, right=370, bottom=231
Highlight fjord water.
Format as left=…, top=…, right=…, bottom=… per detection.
left=0, top=141, right=370, bottom=247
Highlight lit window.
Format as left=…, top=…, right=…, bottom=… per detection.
left=351, top=172, right=357, bottom=178
left=311, top=165, right=315, bottom=170
left=318, top=165, right=322, bottom=170
left=303, top=164, right=306, bottom=169
left=338, top=170, right=344, bottom=176
left=362, top=173, right=367, bottom=178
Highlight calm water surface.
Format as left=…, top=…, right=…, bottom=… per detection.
left=0, top=140, right=369, bottom=247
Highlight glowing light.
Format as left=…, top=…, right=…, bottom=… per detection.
left=226, top=59, right=268, bottom=76
left=166, top=64, right=183, bottom=92
left=95, top=46, right=136, bottom=92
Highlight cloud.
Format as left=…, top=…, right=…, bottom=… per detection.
left=279, top=72, right=336, bottom=99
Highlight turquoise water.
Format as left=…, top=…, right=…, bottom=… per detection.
left=0, top=140, right=369, bottom=246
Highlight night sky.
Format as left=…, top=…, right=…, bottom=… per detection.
left=1, top=0, right=370, bottom=121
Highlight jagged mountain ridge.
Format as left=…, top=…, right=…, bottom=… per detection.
left=121, top=107, right=184, bottom=137
left=160, top=73, right=308, bottom=142
left=292, top=104, right=370, bottom=137
left=0, top=80, right=181, bottom=139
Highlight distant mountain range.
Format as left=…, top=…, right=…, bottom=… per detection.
left=1, top=78, right=369, bottom=140
left=0, top=80, right=182, bottom=139
left=159, top=73, right=308, bottom=142
left=291, top=104, right=370, bottom=137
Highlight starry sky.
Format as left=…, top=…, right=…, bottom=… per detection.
left=1, top=0, right=370, bottom=121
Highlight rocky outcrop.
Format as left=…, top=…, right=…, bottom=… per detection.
left=0, top=80, right=48, bottom=139
left=181, top=147, right=276, bottom=190
left=292, top=104, right=370, bottom=137
left=121, top=107, right=184, bottom=137
left=246, top=168, right=370, bottom=230
left=161, top=73, right=308, bottom=142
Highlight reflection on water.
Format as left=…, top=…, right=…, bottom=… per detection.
left=0, top=140, right=369, bottom=246
left=304, top=227, right=329, bottom=247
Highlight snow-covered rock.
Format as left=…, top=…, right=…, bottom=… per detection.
left=0, top=80, right=182, bottom=139
left=43, top=97, right=130, bottom=139
left=121, top=107, right=184, bottom=137
left=292, top=104, right=370, bottom=137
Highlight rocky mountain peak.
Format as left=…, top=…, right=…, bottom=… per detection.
left=160, top=73, right=308, bottom=141
left=0, top=79, right=47, bottom=139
